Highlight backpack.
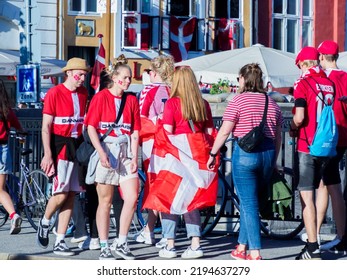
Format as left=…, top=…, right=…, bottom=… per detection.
left=304, top=78, right=338, bottom=158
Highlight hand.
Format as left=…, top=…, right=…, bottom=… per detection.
left=40, top=156, right=55, bottom=177
left=99, top=152, right=110, bottom=168
left=207, top=156, right=217, bottom=171
left=129, top=158, right=138, bottom=174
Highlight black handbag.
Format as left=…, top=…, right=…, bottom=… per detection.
left=76, top=93, right=127, bottom=166
left=237, top=94, right=268, bottom=153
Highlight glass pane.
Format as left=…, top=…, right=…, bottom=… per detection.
left=162, top=18, right=170, bottom=49
left=287, top=0, right=296, bottom=15
left=87, top=0, right=97, bottom=12
left=142, top=0, right=151, bottom=13
left=230, top=0, right=240, bottom=18
left=216, top=0, right=228, bottom=18
left=124, top=0, right=138, bottom=11
left=302, top=21, right=310, bottom=47
left=302, top=0, right=310, bottom=16
left=287, top=19, right=296, bottom=53
left=124, top=15, right=139, bottom=47
left=273, top=18, right=282, bottom=50
left=71, top=0, right=82, bottom=11
left=273, top=0, right=283, bottom=14
left=169, top=0, right=189, bottom=16
left=151, top=17, right=160, bottom=48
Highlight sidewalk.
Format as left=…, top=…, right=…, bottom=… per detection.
left=0, top=219, right=346, bottom=260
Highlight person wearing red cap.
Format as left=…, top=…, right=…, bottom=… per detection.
left=291, top=46, right=335, bottom=260
left=312, top=40, right=347, bottom=253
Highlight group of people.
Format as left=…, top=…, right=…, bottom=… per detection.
left=1, top=39, right=346, bottom=261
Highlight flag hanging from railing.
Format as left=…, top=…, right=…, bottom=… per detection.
left=90, top=35, right=106, bottom=92
left=169, top=16, right=196, bottom=62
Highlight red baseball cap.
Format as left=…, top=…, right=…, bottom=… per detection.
left=295, top=46, right=319, bottom=66
left=317, top=40, right=339, bottom=55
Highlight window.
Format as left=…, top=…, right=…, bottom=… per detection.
left=272, top=0, right=312, bottom=53
left=209, top=0, right=240, bottom=19
left=68, top=0, right=97, bottom=14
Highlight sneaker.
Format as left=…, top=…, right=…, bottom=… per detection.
left=328, top=239, right=347, bottom=255
left=159, top=245, right=177, bottom=258
left=99, top=247, right=114, bottom=260
left=71, top=235, right=88, bottom=243
left=320, top=236, right=341, bottom=251
left=114, top=242, right=135, bottom=260
left=300, top=232, right=321, bottom=245
left=135, top=228, right=155, bottom=245
left=9, top=214, right=22, bottom=235
left=37, top=218, right=50, bottom=249
left=230, top=245, right=246, bottom=260
left=79, top=237, right=101, bottom=250
left=155, top=238, right=168, bottom=249
left=53, top=240, right=74, bottom=256
left=295, top=244, right=321, bottom=260
left=181, top=246, right=204, bottom=259
left=246, top=254, right=262, bottom=260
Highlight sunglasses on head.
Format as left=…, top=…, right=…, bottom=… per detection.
left=144, top=69, right=152, bottom=74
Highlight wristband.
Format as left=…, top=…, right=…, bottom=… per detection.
left=209, top=151, right=217, bottom=157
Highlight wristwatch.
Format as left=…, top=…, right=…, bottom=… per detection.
left=209, top=151, right=217, bottom=157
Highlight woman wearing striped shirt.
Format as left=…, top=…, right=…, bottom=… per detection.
left=207, top=63, right=283, bottom=260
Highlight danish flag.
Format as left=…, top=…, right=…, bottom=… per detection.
left=126, top=16, right=138, bottom=46
left=90, top=35, right=105, bottom=92
left=143, top=123, right=219, bottom=215
left=169, top=16, right=197, bottom=62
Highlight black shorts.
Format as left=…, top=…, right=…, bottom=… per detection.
left=322, top=147, right=347, bottom=185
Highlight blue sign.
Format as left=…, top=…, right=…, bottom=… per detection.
left=16, top=64, right=40, bottom=103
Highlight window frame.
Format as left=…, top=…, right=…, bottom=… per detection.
left=67, top=0, right=98, bottom=16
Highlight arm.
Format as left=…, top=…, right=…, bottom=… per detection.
left=130, top=130, right=139, bottom=173
left=40, top=114, right=55, bottom=176
left=207, top=120, right=235, bottom=170
left=290, top=107, right=305, bottom=137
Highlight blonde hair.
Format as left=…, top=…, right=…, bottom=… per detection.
left=100, top=55, right=131, bottom=89
left=150, top=55, right=175, bottom=85
left=171, top=66, right=207, bottom=122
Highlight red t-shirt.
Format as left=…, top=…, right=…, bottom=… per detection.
left=84, top=89, right=141, bottom=136
left=325, top=68, right=347, bottom=147
left=43, top=84, right=88, bottom=138
left=139, top=83, right=170, bottom=119
left=161, top=97, right=214, bottom=134
left=0, top=109, right=22, bottom=141
left=223, top=92, right=283, bottom=139
left=293, top=67, right=335, bottom=153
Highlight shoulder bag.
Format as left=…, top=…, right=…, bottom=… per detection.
left=76, top=93, right=127, bottom=166
left=237, top=94, right=268, bottom=153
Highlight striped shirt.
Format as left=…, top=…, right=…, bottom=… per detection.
left=223, top=92, right=283, bottom=139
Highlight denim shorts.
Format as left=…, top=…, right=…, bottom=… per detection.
left=296, top=152, right=329, bottom=191
left=0, top=144, right=12, bottom=175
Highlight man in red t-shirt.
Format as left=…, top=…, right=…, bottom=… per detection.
left=36, top=57, right=90, bottom=256
left=291, top=46, right=335, bottom=260
left=312, top=40, right=347, bottom=253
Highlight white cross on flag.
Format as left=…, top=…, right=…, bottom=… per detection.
left=143, top=123, right=219, bottom=215
left=90, top=42, right=105, bottom=92
left=170, top=16, right=197, bottom=62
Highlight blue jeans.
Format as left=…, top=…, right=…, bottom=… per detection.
left=232, top=138, right=276, bottom=250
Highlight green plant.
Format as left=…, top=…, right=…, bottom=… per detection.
left=209, top=78, right=231, bottom=94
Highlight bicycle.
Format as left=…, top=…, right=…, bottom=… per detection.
left=135, top=139, right=304, bottom=240
left=0, top=130, right=56, bottom=231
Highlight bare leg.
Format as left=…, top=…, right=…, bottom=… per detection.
left=300, top=190, right=318, bottom=243
left=327, top=183, right=346, bottom=239
left=96, top=183, right=114, bottom=241
left=0, top=174, right=16, bottom=215
left=316, top=181, right=329, bottom=235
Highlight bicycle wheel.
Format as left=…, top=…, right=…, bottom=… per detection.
left=22, top=169, right=56, bottom=231
left=136, top=170, right=162, bottom=234
left=260, top=167, right=304, bottom=240
left=0, top=205, right=9, bottom=227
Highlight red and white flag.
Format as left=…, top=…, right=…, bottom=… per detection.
left=141, top=14, right=149, bottom=50
left=143, top=123, right=219, bottom=215
left=218, top=18, right=231, bottom=51
left=90, top=39, right=105, bottom=92
left=169, top=16, right=196, bottom=62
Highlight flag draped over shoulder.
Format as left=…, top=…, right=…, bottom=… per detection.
left=90, top=42, right=105, bottom=91
left=143, top=123, right=219, bottom=215
left=140, top=117, right=157, bottom=172
left=169, top=16, right=196, bottom=62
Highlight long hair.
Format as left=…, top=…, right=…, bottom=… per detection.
left=0, top=79, right=11, bottom=121
left=239, top=63, right=266, bottom=94
left=150, top=55, right=175, bottom=85
left=170, top=66, right=207, bottom=122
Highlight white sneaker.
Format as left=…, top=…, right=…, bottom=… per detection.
left=181, top=246, right=204, bottom=259
left=159, top=245, right=177, bottom=258
left=9, top=214, right=22, bottom=235
left=300, top=232, right=321, bottom=245
left=71, top=235, right=88, bottom=243
left=155, top=237, right=167, bottom=248
left=320, top=236, right=341, bottom=251
left=78, top=237, right=101, bottom=250
left=135, top=228, right=155, bottom=245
